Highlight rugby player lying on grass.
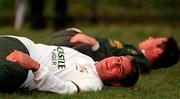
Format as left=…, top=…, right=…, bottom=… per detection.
left=0, top=35, right=139, bottom=94
left=45, top=28, right=179, bottom=74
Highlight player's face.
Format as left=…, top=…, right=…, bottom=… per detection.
left=96, top=56, right=132, bottom=85
left=139, top=37, right=166, bottom=50
left=138, top=37, right=166, bottom=64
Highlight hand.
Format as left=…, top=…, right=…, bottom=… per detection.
left=70, top=34, right=98, bottom=47
left=6, top=50, right=40, bottom=72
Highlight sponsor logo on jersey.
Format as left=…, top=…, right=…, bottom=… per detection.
left=76, top=64, right=88, bottom=73
left=52, top=47, right=66, bottom=69
left=108, top=39, right=123, bottom=48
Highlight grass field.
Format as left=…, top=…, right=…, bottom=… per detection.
left=0, top=23, right=179, bottom=99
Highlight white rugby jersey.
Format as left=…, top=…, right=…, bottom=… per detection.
left=6, top=36, right=103, bottom=94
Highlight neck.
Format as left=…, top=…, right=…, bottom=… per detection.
left=140, top=50, right=155, bottom=65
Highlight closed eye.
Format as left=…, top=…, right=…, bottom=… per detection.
left=117, top=57, right=122, bottom=62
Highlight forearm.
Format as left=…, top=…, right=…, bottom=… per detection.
left=31, top=61, right=40, bottom=72
left=6, top=50, right=40, bottom=72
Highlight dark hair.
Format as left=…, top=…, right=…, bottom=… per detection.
left=152, top=37, right=180, bottom=69
left=120, top=58, right=140, bottom=87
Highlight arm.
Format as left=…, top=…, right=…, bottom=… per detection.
left=70, top=33, right=100, bottom=51
left=70, top=34, right=119, bottom=61
left=6, top=50, right=39, bottom=72
left=6, top=50, right=78, bottom=94
left=33, top=66, right=78, bottom=94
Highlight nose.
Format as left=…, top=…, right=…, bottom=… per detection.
left=111, top=60, right=120, bottom=68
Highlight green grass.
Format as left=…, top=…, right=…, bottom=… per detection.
left=0, top=24, right=179, bottom=99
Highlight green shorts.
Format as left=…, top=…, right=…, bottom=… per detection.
left=0, top=36, right=29, bottom=92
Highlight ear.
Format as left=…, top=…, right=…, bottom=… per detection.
left=154, top=48, right=164, bottom=56
left=111, top=82, right=121, bottom=87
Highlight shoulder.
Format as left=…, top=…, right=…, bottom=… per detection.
left=72, top=75, right=103, bottom=92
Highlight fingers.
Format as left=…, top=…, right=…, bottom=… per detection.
left=6, top=50, right=23, bottom=63
left=70, top=34, right=86, bottom=42
left=5, top=50, right=40, bottom=71
left=6, top=50, right=17, bottom=62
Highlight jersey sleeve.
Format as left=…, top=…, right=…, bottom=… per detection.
left=90, top=37, right=119, bottom=61
left=33, top=66, right=78, bottom=94
left=72, top=77, right=103, bottom=93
